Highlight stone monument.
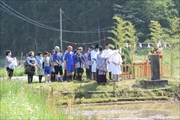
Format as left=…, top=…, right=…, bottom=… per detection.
left=142, top=54, right=168, bottom=87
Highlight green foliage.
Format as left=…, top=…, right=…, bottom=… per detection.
left=145, top=21, right=165, bottom=47
left=109, top=16, right=137, bottom=48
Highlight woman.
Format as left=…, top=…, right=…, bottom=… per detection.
left=25, top=51, right=37, bottom=83
left=74, top=47, right=85, bottom=81
left=96, top=46, right=107, bottom=84
left=5, top=50, right=17, bottom=80
left=50, top=50, right=55, bottom=82
left=36, top=52, right=44, bottom=83
left=84, top=48, right=91, bottom=79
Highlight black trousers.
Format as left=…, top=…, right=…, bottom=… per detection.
left=86, top=68, right=91, bottom=79
left=64, top=70, right=67, bottom=81
left=28, top=75, right=33, bottom=83
left=51, top=72, right=56, bottom=82
left=39, top=75, right=43, bottom=83
left=6, top=67, right=14, bottom=79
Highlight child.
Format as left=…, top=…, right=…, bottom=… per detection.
left=43, top=52, right=52, bottom=83
left=74, top=47, right=85, bottom=81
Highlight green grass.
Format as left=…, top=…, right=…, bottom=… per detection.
left=0, top=67, right=25, bottom=77
left=0, top=77, right=179, bottom=119
left=24, top=77, right=180, bottom=104
left=0, top=80, right=69, bottom=119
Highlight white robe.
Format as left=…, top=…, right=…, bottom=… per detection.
left=103, top=49, right=113, bottom=72
left=91, top=50, right=99, bottom=72
left=109, top=53, right=122, bottom=75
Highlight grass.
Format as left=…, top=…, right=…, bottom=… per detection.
left=0, top=77, right=179, bottom=119
left=21, top=76, right=180, bottom=105
left=0, top=66, right=25, bottom=77
left=0, top=80, right=69, bottom=119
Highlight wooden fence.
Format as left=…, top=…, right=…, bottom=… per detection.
left=120, top=62, right=171, bottom=79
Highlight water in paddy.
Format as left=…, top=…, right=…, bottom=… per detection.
left=71, top=101, right=180, bottom=119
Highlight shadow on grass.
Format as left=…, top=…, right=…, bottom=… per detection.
left=74, top=81, right=99, bottom=99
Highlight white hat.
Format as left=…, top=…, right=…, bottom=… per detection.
left=54, top=46, right=59, bottom=50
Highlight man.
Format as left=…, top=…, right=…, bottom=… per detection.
left=103, top=43, right=113, bottom=80
left=91, top=44, right=99, bottom=80
left=53, top=46, right=63, bottom=82
left=109, top=49, right=123, bottom=82
left=64, top=46, right=74, bottom=81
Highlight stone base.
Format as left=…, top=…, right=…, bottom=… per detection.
left=142, top=80, right=168, bottom=87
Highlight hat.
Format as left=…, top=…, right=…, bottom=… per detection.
left=54, top=46, right=59, bottom=50
left=38, top=52, right=42, bottom=56
left=77, top=47, right=81, bottom=50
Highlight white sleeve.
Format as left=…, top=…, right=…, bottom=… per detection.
left=119, top=54, right=123, bottom=65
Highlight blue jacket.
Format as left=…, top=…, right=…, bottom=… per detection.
left=74, top=53, right=85, bottom=68
left=53, top=52, right=63, bottom=66
left=64, top=52, right=74, bottom=66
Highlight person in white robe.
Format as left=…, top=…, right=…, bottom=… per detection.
left=103, top=43, right=113, bottom=79
left=90, top=44, right=99, bottom=80
left=109, top=50, right=123, bottom=82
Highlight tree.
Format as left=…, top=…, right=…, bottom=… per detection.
left=109, top=15, right=138, bottom=64
left=113, top=0, right=178, bottom=42
left=109, top=15, right=137, bottom=48
left=145, top=21, right=165, bottom=47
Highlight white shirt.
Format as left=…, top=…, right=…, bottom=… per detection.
left=103, top=49, right=113, bottom=72
left=5, top=56, right=17, bottom=69
left=91, top=49, right=99, bottom=72
left=109, top=52, right=122, bottom=74
left=103, top=49, right=113, bottom=58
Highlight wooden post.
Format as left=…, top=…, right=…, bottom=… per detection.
left=132, top=43, right=134, bottom=79
left=113, top=82, right=115, bottom=97
left=170, top=42, right=173, bottom=77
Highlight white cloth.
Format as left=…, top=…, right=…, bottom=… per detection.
left=5, top=56, right=17, bottom=69
left=109, top=53, right=122, bottom=75
left=91, top=49, right=99, bottom=72
left=103, top=49, right=113, bottom=72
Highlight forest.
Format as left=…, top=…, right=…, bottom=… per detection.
left=0, top=0, right=179, bottom=56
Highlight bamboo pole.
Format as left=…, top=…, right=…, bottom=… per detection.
left=170, top=41, right=173, bottom=77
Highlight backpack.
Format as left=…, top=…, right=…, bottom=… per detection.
left=24, top=60, right=30, bottom=74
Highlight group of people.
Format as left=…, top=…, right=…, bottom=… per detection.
left=5, top=43, right=123, bottom=84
